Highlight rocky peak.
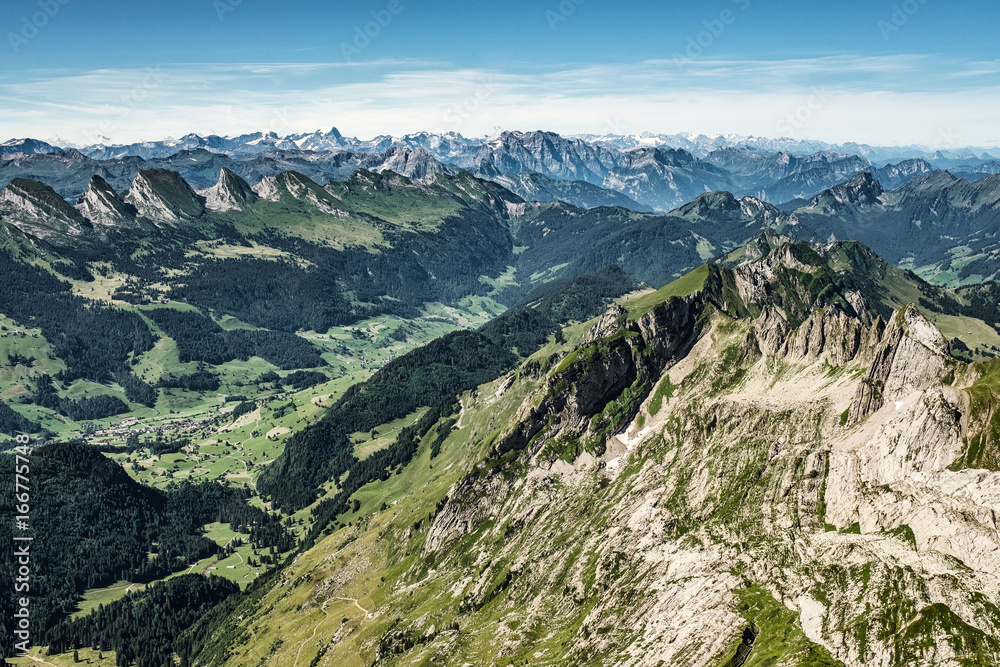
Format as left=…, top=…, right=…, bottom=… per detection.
left=672, top=191, right=785, bottom=227
left=474, top=130, right=615, bottom=184
left=75, top=175, right=137, bottom=226
left=900, top=169, right=962, bottom=194
left=875, top=158, right=932, bottom=181
left=0, top=138, right=62, bottom=156
left=736, top=195, right=782, bottom=220
left=274, top=171, right=322, bottom=197
left=0, top=177, right=91, bottom=239
left=339, top=168, right=411, bottom=194
left=123, top=169, right=205, bottom=224
left=675, top=191, right=740, bottom=218
left=585, top=305, right=627, bottom=343
left=199, top=168, right=258, bottom=212
left=289, top=126, right=348, bottom=152
left=714, top=239, right=870, bottom=327
left=378, top=147, right=447, bottom=180
left=968, top=173, right=1000, bottom=211
left=805, top=172, right=884, bottom=214
left=252, top=175, right=281, bottom=201
left=483, top=293, right=704, bottom=469
left=849, top=304, right=950, bottom=422
left=256, top=171, right=346, bottom=216
left=753, top=305, right=871, bottom=366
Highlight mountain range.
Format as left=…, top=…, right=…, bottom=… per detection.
left=9, top=128, right=998, bottom=164
left=4, top=128, right=999, bottom=214
left=1, top=127, right=1000, bottom=667
left=4, top=157, right=997, bottom=290
left=8, top=231, right=999, bottom=666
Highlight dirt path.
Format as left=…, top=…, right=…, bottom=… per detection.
left=292, top=607, right=331, bottom=667
left=223, top=439, right=257, bottom=491
left=242, top=456, right=256, bottom=491
left=291, top=596, right=371, bottom=666
left=332, top=597, right=371, bottom=620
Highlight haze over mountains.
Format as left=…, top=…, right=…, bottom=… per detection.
left=8, top=128, right=998, bottom=163
left=2, top=123, right=1000, bottom=667
left=3, top=125, right=999, bottom=291
left=3, top=127, right=1000, bottom=218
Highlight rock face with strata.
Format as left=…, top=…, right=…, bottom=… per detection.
left=198, top=167, right=259, bottom=212
left=75, top=175, right=138, bottom=228
left=489, top=293, right=703, bottom=464
left=123, top=169, right=206, bottom=224
left=754, top=305, right=870, bottom=365
left=849, top=304, right=950, bottom=422
left=0, top=177, right=92, bottom=240
left=255, top=171, right=348, bottom=216
left=417, top=290, right=1000, bottom=666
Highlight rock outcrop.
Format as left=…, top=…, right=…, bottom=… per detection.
left=255, top=171, right=347, bottom=216
left=754, top=305, right=870, bottom=365
left=75, top=175, right=138, bottom=227
left=199, top=167, right=258, bottom=212
left=491, top=293, right=703, bottom=463
left=849, top=304, right=950, bottom=422
left=804, top=171, right=885, bottom=215
left=0, top=177, right=91, bottom=240
left=123, top=169, right=205, bottom=224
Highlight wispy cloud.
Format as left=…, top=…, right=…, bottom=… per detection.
left=1, top=56, right=998, bottom=148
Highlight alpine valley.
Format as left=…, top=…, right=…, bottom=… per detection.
left=1, top=128, right=999, bottom=667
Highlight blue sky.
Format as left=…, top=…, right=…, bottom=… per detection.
left=2, top=0, right=998, bottom=147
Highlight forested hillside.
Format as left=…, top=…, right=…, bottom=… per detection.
left=2, top=158, right=1000, bottom=666
left=258, top=267, right=640, bottom=513
left=0, top=443, right=292, bottom=654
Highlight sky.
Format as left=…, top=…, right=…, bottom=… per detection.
left=1, top=0, right=998, bottom=148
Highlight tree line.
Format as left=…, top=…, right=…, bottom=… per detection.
left=44, top=574, right=239, bottom=667
left=258, top=266, right=639, bottom=513
left=147, top=308, right=324, bottom=370
left=0, top=444, right=293, bottom=654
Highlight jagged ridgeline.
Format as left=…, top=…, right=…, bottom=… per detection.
left=0, top=164, right=997, bottom=361
left=0, top=168, right=522, bottom=324
left=180, top=237, right=1000, bottom=667
left=16, top=129, right=1000, bottom=219
left=4, top=148, right=1000, bottom=666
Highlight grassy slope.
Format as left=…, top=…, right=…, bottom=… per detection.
left=0, top=297, right=506, bottom=648
left=716, top=586, right=843, bottom=667
left=951, top=357, right=1000, bottom=471
left=187, top=254, right=1000, bottom=666
left=325, top=175, right=467, bottom=231
left=186, top=301, right=846, bottom=666
left=626, top=263, right=710, bottom=319
left=194, top=367, right=541, bottom=667
left=221, top=199, right=387, bottom=250
left=876, top=266, right=1000, bottom=362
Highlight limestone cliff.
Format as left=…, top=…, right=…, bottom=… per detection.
left=189, top=240, right=1000, bottom=667
left=418, top=298, right=1000, bottom=666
